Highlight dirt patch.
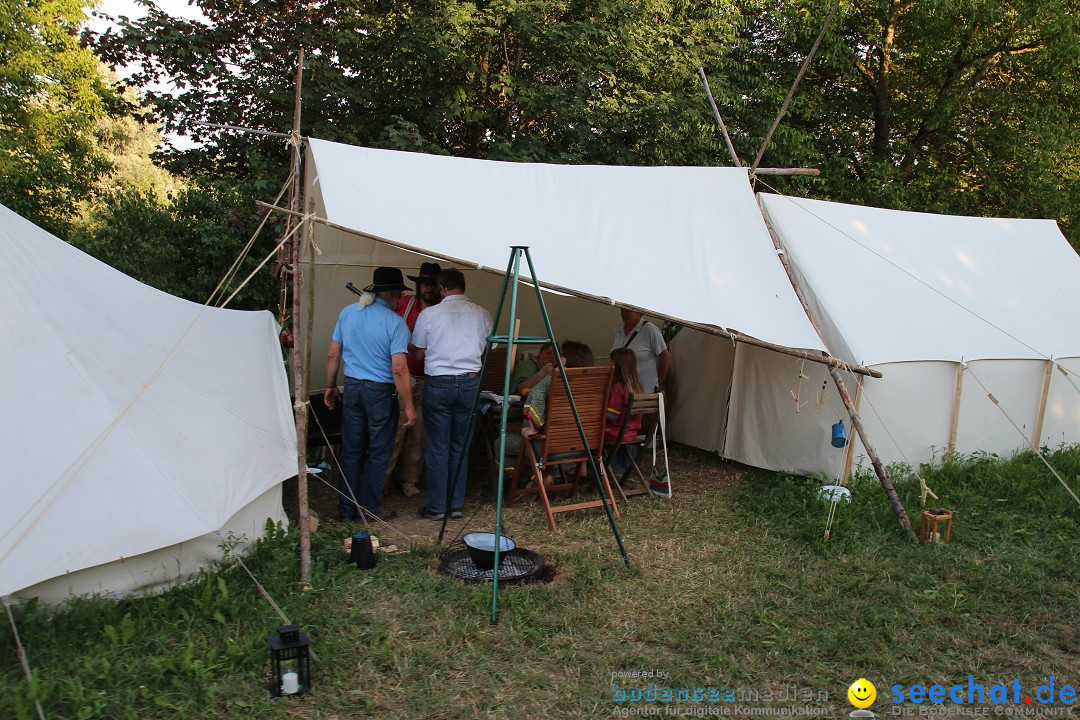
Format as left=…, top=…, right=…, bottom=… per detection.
left=282, top=443, right=745, bottom=555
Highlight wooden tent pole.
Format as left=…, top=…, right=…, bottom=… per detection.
left=286, top=50, right=312, bottom=582
left=698, top=67, right=741, bottom=167
left=1032, top=359, right=1055, bottom=449
left=948, top=362, right=965, bottom=453
left=749, top=0, right=840, bottom=174
left=758, top=199, right=914, bottom=538
left=841, top=377, right=861, bottom=482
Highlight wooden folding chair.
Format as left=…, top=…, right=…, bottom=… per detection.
left=479, top=346, right=511, bottom=394
left=507, top=366, right=620, bottom=531
left=473, top=346, right=513, bottom=482
left=604, top=392, right=662, bottom=501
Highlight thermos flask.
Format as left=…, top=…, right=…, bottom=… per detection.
left=350, top=530, right=376, bottom=569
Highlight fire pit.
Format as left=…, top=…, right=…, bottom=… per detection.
left=437, top=544, right=552, bottom=585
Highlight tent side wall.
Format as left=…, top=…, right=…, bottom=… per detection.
left=954, top=359, right=1056, bottom=458
left=1042, top=357, right=1080, bottom=449
left=667, top=328, right=735, bottom=455
left=724, top=342, right=849, bottom=478
left=667, top=330, right=849, bottom=479
left=9, top=486, right=286, bottom=605
left=845, top=361, right=959, bottom=472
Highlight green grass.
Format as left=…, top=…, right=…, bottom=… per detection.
left=3, top=446, right=1078, bottom=719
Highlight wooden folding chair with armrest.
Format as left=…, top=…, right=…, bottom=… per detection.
left=507, top=365, right=620, bottom=531
left=604, top=392, right=662, bottom=501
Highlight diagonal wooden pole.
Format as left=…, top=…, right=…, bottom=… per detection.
left=698, top=67, right=742, bottom=167
left=750, top=0, right=840, bottom=174
left=758, top=199, right=914, bottom=538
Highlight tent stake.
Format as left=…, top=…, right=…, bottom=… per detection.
left=758, top=200, right=915, bottom=538
left=285, top=49, right=312, bottom=582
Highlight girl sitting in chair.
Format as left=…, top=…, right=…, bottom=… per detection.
left=606, top=348, right=644, bottom=478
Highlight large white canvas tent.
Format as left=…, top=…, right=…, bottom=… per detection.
left=1, top=204, right=297, bottom=604
left=754, top=194, right=1080, bottom=472
left=299, top=140, right=861, bottom=475
left=301, top=138, right=824, bottom=360
left=299, top=139, right=1080, bottom=484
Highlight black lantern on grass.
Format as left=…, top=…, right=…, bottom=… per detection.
left=268, top=624, right=311, bottom=697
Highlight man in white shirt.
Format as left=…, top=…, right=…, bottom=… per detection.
left=410, top=269, right=493, bottom=521
left=611, top=308, right=669, bottom=393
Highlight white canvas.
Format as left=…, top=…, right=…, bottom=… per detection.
left=304, top=139, right=824, bottom=360
left=1, top=205, right=297, bottom=600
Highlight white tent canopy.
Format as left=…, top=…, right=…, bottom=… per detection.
left=756, top=194, right=1080, bottom=470
left=1, top=204, right=297, bottom=603
left=301, top=140, right=855, bottom=480
left=304, top=138, right=825, bottom=360
left=759, top=195, right=1080, bottom=365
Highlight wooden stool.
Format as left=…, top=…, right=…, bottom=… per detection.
left=919, top=508, right=953, bottom=545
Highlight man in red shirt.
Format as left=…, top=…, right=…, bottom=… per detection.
left=383, top=262, right=442, bottom=498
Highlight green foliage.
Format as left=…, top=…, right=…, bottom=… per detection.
left=90, top=0, right=744, bottom=166
left=68, top=166, right=282, bottom=310
left=736, top=0, right=1080, bottom=245
left=0, top=0, right=114, bottom=235
left=733, top=446, right=1080, bottom=552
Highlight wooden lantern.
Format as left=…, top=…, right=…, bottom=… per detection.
left=919, top=508, right=953, bottom=545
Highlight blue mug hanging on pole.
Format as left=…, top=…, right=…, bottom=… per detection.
left=831, top=420, right=848, bottom=448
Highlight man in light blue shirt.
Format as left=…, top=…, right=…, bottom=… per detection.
left=324, top=267, right=417, bottom=522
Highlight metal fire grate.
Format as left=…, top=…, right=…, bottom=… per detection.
left=437, top=546, right=552, bottom=585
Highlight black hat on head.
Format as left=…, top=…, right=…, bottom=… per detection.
left=407, top=262, right=443, bottom=283
left=362, top=267, right=410, bottom=293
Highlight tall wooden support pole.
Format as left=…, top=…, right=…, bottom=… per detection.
left=948, top=362, right=965, bottom=454
left=1032, top=359, right=1055, bottom=450
left=841, top=378, right=861, bottom=482
left=698, top=67, right=742, bottom=168
left=758, top=200, right=914, bottom=538
left=287, top=49, right=311, bottom=582
left=827, top=366, right=912, bottom=535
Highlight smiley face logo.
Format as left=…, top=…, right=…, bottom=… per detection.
left=848, top=678, right=877, bottom=709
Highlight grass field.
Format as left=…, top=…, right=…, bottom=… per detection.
left=3, top=445, right=1078, bottom=719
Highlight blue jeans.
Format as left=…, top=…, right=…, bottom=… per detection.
left=423, top=375, right=480, bottom=513
left=339, top=378, right=399, bottom=518
left=609, top=444, right=638, bottom=478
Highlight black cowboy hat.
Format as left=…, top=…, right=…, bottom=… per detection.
left=362, top=267, right=410, bottom=292
left=406, top=262, right=443, bottom=284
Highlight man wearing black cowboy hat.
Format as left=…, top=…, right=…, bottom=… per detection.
left=382, top=262, right=442, bottom=499
left=324, top=266, right=417, bottom=522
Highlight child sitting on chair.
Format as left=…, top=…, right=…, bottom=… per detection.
left=606, top=348, right=644, bottom=478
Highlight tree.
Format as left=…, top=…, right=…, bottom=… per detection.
left=69, top=170, right=281, bottom=311
left=734, top=0, right=1079, bottom=244
left=89, top=0, right=746, bottom=166
left=0, top=0, right=114, bottom=234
